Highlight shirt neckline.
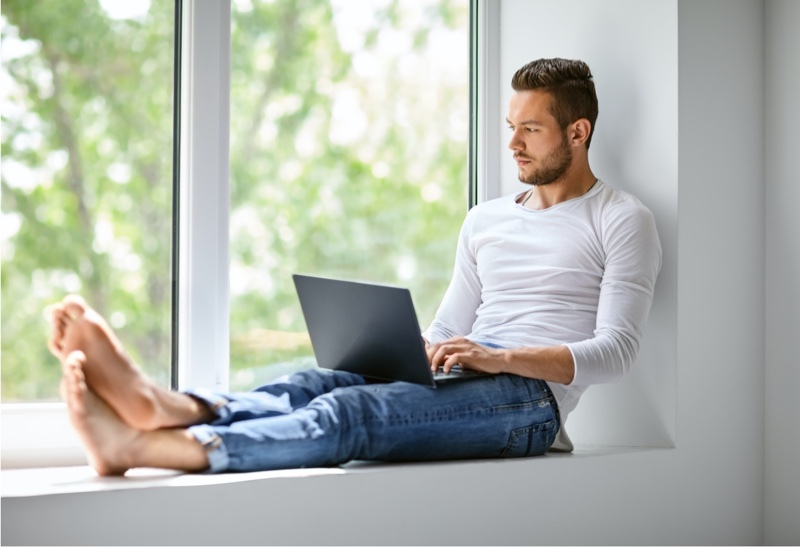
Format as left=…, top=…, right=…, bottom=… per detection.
left=513, top=179, right=604, bottom=212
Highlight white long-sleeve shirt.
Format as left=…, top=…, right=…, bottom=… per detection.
left=422, top=180, right=662, bottom=451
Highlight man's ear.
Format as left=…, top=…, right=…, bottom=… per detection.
left=569, top=119, right=592, bottom=147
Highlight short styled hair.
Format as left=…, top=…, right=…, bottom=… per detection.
left=511, top=58, right=599, bottom=149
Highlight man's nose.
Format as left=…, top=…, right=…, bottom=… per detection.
left=508, top=130, right=523, bottom=151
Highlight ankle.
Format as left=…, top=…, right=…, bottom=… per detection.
left=124, top=385, right=162, bottom=431
left=116, top=429, right=147, bottom=471
left=154, top=390, right=216, bottom=428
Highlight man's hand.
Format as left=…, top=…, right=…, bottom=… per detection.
left=425, top=337, right=576, bottom=384
left=426, top=337, right=507, bottom=374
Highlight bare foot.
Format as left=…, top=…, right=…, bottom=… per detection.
left=61, top=351, right=137, bottom=476
left=63, top=350, right=212, bottom=475
left=49, top=295, right=213, bottom=431
left=49, top=295, right=162, bottom=430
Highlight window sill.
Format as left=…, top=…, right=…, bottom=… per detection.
left=2, top=445, right=673, bottom=545
left=1, top=445, right=660, bottom=498
left=1, top=403, right=87, bottom=469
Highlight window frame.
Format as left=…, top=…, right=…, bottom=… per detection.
left=175, top=0, right=231, bottom=393
left=0, top=0, right=226, bottom=467
left=471, top=0, right=501, bottom=204
left=1, top=0, right=488, bottom=469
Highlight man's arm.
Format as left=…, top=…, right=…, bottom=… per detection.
left=427, top=337, right=575, bottom=385
left=564, top=199, right=662, bottom=385
left=428, top=196, right=661, bottom=387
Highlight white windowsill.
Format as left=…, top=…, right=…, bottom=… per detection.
left=2, top=445, right=675, bottom=545
left=1, top=445, right=664, bottom=499
left=1, top=403, right=87, bottom=469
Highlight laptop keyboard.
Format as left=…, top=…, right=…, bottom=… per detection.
left=433, top=365, right=484, bottom=381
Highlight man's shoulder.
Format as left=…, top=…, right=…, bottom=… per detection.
left=465, top=193, right=515, bottom=220
left=475, top=192, right=517, bottom=209
left=594, top=181, right=655, bottom=221
left=593, top=183, right=660, bottom=254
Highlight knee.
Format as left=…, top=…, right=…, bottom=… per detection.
left=289, top=368, right=363, bottom=389
left=286, top=367, right=332, bottom=385
left=265, top=368, right=339, bottom=397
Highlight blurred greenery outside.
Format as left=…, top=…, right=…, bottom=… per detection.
left=1, top=0, right=469, bottom=401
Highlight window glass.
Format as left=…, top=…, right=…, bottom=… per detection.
left=229, top=0, right=469, bottom=390
left=1, top=0, right=175, bottom=401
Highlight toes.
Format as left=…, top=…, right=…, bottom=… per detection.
left=62, top=350, right=87, bottom=375
left=47, top=306, right=70, bottom=357
left=62, top=295, right=88, bottom=321
left=53, top=296, right=90, bottom=357
left=48, top=338, right=63, bottom=358
left=62, top=350, right=88, bottom=409
left=45, top=304, right=65, bottom=332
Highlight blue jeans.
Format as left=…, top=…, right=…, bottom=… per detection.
left=186, top=368, right=559, bottom=473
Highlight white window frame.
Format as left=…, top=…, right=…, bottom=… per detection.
left=1, top=0, right=489, bottom=469
left=0, top=0, right=231, bottom=468
left=473, top=0, right=501, bottom=203
left=176, top=0, right=231, bottom=392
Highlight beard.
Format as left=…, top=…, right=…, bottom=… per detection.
left=516, top=134, right=573, bottom=186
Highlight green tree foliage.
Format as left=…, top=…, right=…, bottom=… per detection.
left=227, top=0, right=469, bottom=388
left=2, top=0, right=175, bottom=400
left=1, top=0, right=469, bottom=399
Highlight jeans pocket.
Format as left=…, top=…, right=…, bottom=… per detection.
left=500, top=419, right=559, bottom=458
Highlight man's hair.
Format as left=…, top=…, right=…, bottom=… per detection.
left=511, top=58, right=598, bottom=149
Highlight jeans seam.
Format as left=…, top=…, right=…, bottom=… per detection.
left=362, top=407, right=493, bottom=426
left=493, top=397, right=552, bottom=412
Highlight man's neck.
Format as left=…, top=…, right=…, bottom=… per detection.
left=522, top=168, right=597, bottom=210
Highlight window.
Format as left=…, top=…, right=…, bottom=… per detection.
left=1, top=0, right=472, bottom=466
left=228, top=0, right=470, bottom=390
left=1, top=0, right=176, bottom=402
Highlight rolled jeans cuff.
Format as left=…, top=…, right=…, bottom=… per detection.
left=183, top=388, right=233, bottom=473
left=188, top=424, right=229, bottom=473
left=183, top=387, right=231, bottom=422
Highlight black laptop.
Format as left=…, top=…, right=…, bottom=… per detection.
left=293, top=274, right=484, bottom=388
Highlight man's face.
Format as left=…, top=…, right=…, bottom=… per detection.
left=506, top=90, right=572, bottom=186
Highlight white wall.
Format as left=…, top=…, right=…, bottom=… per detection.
left=497, top=0, right=678, bottom=449
left=765, top=0, right=800, bottom=543
left=4, top=1, right=794, bottom=545
left=675, top=1, right=766, bottom=542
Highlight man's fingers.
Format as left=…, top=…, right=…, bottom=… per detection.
left=429, top=343, right=455, bottom=370
left=434, top=345, right=470, bottom=373
left=430, top=344, right=447, bottom=370
left=428, top=338, right=479, bottom=371
left=442, top=353, right=463, bottom=373
left=429, top=339, right=504, bottom=375
left=427, top=343, right=437, bottom=369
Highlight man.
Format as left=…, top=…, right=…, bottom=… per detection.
left=48, top=58, right=661, bottom=475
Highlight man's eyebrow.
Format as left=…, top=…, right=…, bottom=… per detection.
left=505, top=118, right=544, bottom=126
